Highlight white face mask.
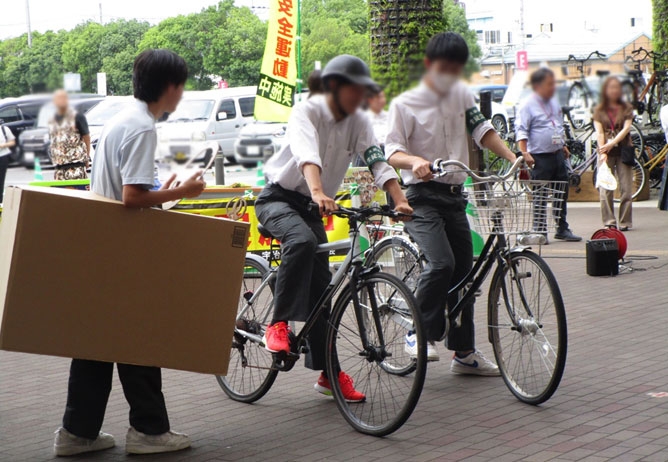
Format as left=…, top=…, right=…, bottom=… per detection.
left=431, top=72, right=458, bottom=94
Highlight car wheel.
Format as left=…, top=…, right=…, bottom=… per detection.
left=241, top=162, right=258, bottom=169
left=492, top=115, right=508, bottom=137
left=225, top=156, right=237, bottom=165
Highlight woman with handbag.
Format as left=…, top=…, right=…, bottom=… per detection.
left=593, top=76, right=635, bottom=231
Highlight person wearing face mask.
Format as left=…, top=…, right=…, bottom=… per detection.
left=255, top=54, right=413, bottom=402
left=386, top=32, right=517, bottom=374
left=516, top=68, right=582, bottom=242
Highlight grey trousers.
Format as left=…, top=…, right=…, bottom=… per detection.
left=404, top=183, right=475, bottom=350
left=600, top=155, right=633, bottom=228
left=255, top=184, right=332, bottom=371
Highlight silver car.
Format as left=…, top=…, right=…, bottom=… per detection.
left=233, top=121, right=286, bottom=168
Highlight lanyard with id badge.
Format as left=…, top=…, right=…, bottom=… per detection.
left=606, top=108, right=619, bottom=147
left=536, top=97, right=562, bottom=146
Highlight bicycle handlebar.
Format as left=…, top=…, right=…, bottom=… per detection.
left=567, top=50, right=605, bottom=64
left=307, top=203, right=420, bottom=221
left=431, top=156, right=526, bottom=183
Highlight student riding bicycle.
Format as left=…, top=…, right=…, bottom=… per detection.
left=254, top=54, right=413, bottom=402
left=385, top=32, right=517, bottom=374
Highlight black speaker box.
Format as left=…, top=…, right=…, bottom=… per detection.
left=586, top=239, right=619, bottom=276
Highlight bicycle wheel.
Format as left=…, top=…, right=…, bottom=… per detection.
left=648, top=80, right=668, bottom=126
left=216, top=256, right=278, bottom=403
left=488, top=251, right=567, bottom=405
left=592, top=158, right=646, bottom=201
left=567, top=82, right=588, bottom=129
left=488, top=156, right=514, bottom=176
left=630, top=123, right=645, bottom=160
left=366, top=235, right=423, bottom=292
left=326, top=272, right=426, bottom=436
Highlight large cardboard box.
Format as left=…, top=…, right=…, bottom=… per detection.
left=0, top=186, right=249, bottom=375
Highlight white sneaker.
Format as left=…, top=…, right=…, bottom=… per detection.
left=53, top=427, right=115, bottom=456
left=404, top=331, right=440, bottom=362
left=125, top=427, right=191, bottom=455
left=450, top=350, right=500, bottom=376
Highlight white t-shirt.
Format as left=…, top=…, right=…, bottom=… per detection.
left=366, top=109, right=389, bottom=145
left=90, top=99, right=157, bottom=201
left=264, top=94, right=397, bottom=198
left=0, top=126, right=15, bottom=157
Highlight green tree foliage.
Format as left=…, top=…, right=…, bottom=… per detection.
left=654, top=0, right=668, bottom=55
left=443, top=0, right=481, bottom=76
left=369, top=0, right=445, bottom=98
left=300, top=0, right=370, bottom=78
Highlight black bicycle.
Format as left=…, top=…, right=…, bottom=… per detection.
left=216, top=205, right=426, bottom=437
left=368, top=158, right=568, bottom=405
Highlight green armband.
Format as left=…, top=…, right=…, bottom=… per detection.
left=363, top=146, right=386, bottom=171
left=465, top=107, right=487, bottom=134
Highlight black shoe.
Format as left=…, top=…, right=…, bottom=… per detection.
left=554, top=229, right=582, bottom=242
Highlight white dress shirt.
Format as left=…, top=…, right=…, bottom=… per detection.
left=366, top=109, right=389, bottom=145
left=264, top=94, right=397, bottom=198
left=385, top=80, right=494, bottom=185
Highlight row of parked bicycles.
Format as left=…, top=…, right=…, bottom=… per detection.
left=491, top=47, right=668, bottom=201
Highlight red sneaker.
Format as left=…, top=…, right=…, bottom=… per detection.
left=263, top=322, right=291, bottom=353
left=314, top=371, right=366, bottom=403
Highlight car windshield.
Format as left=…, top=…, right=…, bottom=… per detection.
left=36, top=104, right=56, bottom=128
left=86, top=100, right=132, bottom=126
left=167, top=100, right=214, bottom=122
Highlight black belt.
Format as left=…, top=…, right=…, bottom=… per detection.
left=425, top=182, right=464, bottom=195
left=55, top=162, right=86, bottom=170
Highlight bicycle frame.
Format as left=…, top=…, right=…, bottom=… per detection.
left=237, top=213, right=386, bottom=371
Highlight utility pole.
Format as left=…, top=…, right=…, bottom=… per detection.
left=25, top=0, right=32, bottom=47
left=519, top=0, right=525, bottom=49
left=99, top=2, right=103, bottom=23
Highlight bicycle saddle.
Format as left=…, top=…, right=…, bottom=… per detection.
left=257, top=224, right=274, bottom=240
left=596, top=70, right=610, bottom=77
left=561, top=106, right=575, bottom=114
left=627, top=69, right=643, bottom=76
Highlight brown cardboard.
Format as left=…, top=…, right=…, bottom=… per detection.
left=0, top=186, right=249, bottom=375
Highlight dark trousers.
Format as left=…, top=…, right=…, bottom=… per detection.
left=255, top=184, right=332, bottom=371
left=404, top=183, right=474, bottom=349
left=63, top=359, right=170, bottom=440
left=531, top=150, right=570, bottom=232
left=0, top=155, right=9, bottom=203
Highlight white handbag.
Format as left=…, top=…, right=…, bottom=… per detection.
left=596, top=162, right=618, bottom=191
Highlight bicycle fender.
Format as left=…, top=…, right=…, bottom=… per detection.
left=245, top=253, right=272, bottom=273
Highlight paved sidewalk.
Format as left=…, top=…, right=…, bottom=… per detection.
left=1, top=204, right=667, bottom=462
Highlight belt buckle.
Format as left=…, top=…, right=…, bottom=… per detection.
left=450, top=185, right=462, bottom=195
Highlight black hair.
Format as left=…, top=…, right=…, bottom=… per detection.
left=307, top=70, right=324, bottom=97
left=367, top=84, right=384, bottom=97
left=133, top=49, right=188, bottom=103
left=426, top=32, right=469, bottom=64
left=530, top=68, right=555, bottom=87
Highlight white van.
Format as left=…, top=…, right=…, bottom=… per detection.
left=157, top=86, right=256, bottom=163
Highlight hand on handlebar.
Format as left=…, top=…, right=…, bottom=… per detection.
left=521, top=152, right=535, bottom=167
left=412, top=158, right=434, bottom=181
left=311, top=190, right=338, bottom=216
left=392, top=201, right=414, bottom=222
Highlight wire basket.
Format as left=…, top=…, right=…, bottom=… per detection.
left=466, top=179, right=568, bottom=236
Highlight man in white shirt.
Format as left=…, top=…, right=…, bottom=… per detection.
left=386, top=32, right=517, bottom=375
left=0, top=120, right=16, bottom=204
left=256, top=55, right=412, bottom=402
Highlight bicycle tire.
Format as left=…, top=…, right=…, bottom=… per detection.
left=567, top=82, right=588, bottom=129
left=488, top=250, right=567, bottom=405
left=648, top=79, right=668, bottom=126
left=592, top=158, right=646, bottom=201
left=630, top=123, right=645, bottom=160
left=216, top=255, right=279, bottom=403
left=488, top=156, right=514, bottom=176
left=366, top=235, right=423, bottom=293
left=326, top=272, right=427, bottom=437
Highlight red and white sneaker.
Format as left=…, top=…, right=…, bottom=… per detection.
left=263, top=322, right=291, bottom=353
left=314, top=371, right=366, bottom=403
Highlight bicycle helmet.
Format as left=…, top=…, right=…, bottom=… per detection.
left=321, top=55, right=378, bottom=89
left=591, top=227, right=627, bottom=259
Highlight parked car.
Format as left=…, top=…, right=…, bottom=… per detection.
left=469, top=84, right=508, bottom=104
left=233, top=121, right=286, bottom=168
left=16, top=96, right=103, bottom=167
left=157, top=87, right=256, bottom=164
left=84, top=96, right=135, bottom=157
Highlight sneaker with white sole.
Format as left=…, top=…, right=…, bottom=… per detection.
left=404, top=331, right=440, bottom=361
left=53, top=427, right=115, bottom=456
left=125, top=427, right=191, bottom=455
left=450, top=350, right=500, bottom=376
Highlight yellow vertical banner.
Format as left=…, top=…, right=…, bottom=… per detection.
left=253, top=0, right=298, bottom=122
